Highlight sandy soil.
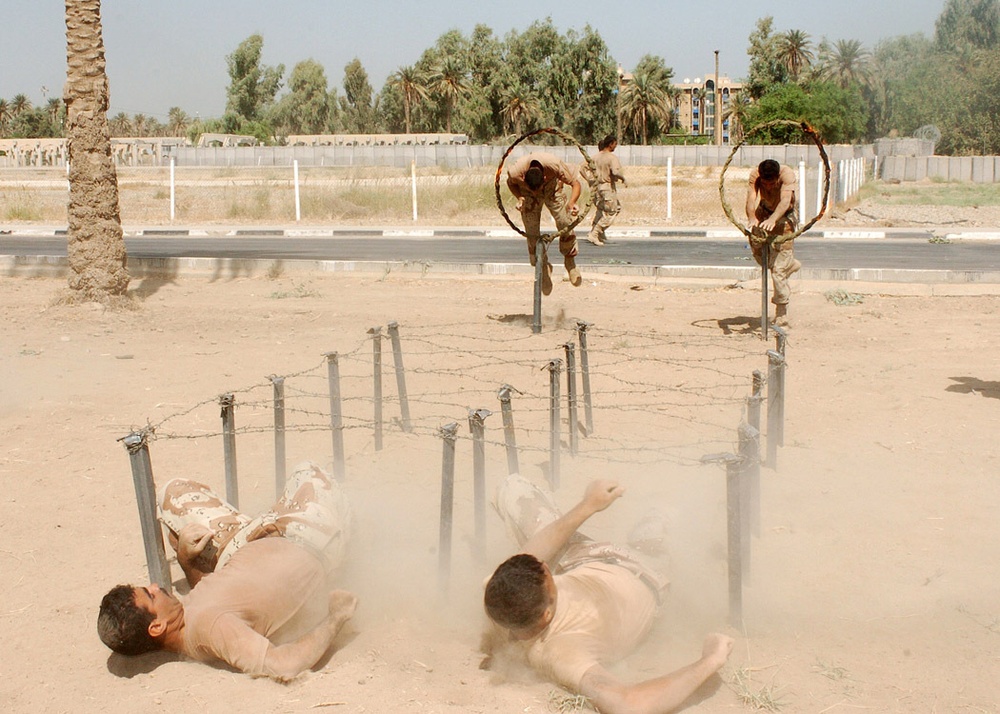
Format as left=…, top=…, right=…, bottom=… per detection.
left=1, top=267, right=998, bottom=713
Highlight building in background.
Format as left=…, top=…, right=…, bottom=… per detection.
left=674, top=75, right=743, bottom=144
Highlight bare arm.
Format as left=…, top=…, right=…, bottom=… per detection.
left=567, top=178, right=582, bottom=214
left=760, top=175, right=795, bottom=232
left=175, top=524, right=214, bottom=588
left=578, top=634, right=734, bottom=714
left=745, top=174, right=758, bottom=225
left=522, top=480, right=623, bottom=565
left=260, top=590, right=357, bottom=682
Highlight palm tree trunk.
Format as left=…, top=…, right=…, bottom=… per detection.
left=64, top=0, right=129, bottom=298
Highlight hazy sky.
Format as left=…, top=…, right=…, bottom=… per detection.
left=4, top=0, right=945, bottom=122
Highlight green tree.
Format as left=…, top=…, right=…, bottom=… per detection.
left=816, top=39, right=872, bottom=88
left=935, top=0, right=1000, bottom=52
left=11, top=93, right=32, bottom=117
left=776, top=29, right=814, bottom=81
left=430, top=56, right=471, bottom=134
left=388, top=65, right=430, bottom=134
left=167, top=106, right=189, bottom=135
left=619, top=55, right=675, bottom=144
left=0, top=98, right=10, bottom=134
left=341, top=58, right=377, bottom=133
left=274, top=59, right=331, bottom=135
left=225, top=34, right=284, bottom=123
left=745, top=16, right=789, bottom=99
left=743, top=81, right=868, bottom=143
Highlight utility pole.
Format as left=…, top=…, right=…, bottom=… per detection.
left=714, top=50, right=723, bottom=146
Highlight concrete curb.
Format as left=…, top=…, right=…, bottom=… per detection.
left=3, top=225, right=973, bottom=240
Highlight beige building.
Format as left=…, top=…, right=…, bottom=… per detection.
left=674, top=75, right=744, bottom=143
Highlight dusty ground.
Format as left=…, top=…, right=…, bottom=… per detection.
left=1, top=267, right=998, bottom=713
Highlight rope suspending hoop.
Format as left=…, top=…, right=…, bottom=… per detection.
left=494, top=127, right=597, bottom=240
left=719, top=119, right=831, bottom=242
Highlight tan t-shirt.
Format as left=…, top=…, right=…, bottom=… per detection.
left=526, top=561, right=658, bottom=690
left=591, top=150, right=625, bottom=188
left=182, top=537, right=328, bottom=677
left=507, top=152, right=579, bottom=193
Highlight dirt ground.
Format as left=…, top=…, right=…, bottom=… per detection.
left=1, top=266, right=998, bottom=713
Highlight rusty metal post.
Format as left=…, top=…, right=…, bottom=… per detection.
left=701, top=451, right=744, bottom=626
left=564, top=342, right=578, bottom=456
left=437, top=422, right=459, bottom=591
left=546, top=358, right=562, bottom=491
left=766, top=350, right=785, bottom=468
left=271, top=375, right=286, bottom=495
left=469, top=408, right=491, bottom=559
left=325, top=352, right=346, bottom=481
left=123, top=431, right=172, bottom=592
left=369, top=326, right=383, bottom=451
left=738, top=422, right=760, bottom=577
left=576, top=320, right=594, bottom=435
left=746, top=371, right=764, bottom=538
left=219, top=393, right=239, bottom=509
left=497, top=384, right=519, bottom=475
left=532, top=237, right=545, bottom=334
left=387, top=321, right=412, bottom=432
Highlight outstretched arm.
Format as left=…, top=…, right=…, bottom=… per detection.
left=578, top=634, right=734, bottom=714
left=260, top=590, right=358, bottom=682
left=522, top=480, right=623, bottom=565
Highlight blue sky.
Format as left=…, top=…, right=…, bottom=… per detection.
left=4, top=0, right=945, bottom=122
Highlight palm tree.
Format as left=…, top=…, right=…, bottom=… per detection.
left=132, top=113, right=149, bottom=137
left=64, top=0, right=129, bottom=299
left=109, top=111, right=131, bottom=137
left=619, top=71, right=673, bottom=145
left=430, top=57, right=470, bottom=134
left=776, top=29, right=814, bottom=81
left=11, top=93, right=32, bottom=117
left=388, top=65, right=430, bottom=134
left=723, top=93, right=752, bottom=144
left=499, top=88, right=541, bottom=137
left=46, top=97, right=64, bottom=130
left=819, top=39, right=872, bottom=88
left=0, top=98, right=10, bottom=134
left=167, top=106, right=189, bottom=136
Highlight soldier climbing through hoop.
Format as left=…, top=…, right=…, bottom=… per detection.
left=745, top=159, right=803, bottom=326
left=506, top=152, right=584, bottom=295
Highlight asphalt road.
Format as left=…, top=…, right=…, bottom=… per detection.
left=2, top=232, right=999, bottom=272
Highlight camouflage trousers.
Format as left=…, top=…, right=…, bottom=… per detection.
left=157, top=461, right=351, bottom=574
left=588, top=185, right=621, bottom=243
left=491, top=473, right=669, bottom=599
left=520, top=180, right=579, bottom=265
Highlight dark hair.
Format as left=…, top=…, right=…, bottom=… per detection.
left=525, top=161, right=544, bottom=190
left=758, top=159, right=781, bottom=180
left=484, top=554, right=550, bottom=629
left=98, top=584, right=159, bottom=656
left=598, top=134, right=617, bottom=151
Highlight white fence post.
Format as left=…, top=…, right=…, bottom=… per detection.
left=798, top=160, right=806, bottom=223
left=666, top=156, right=673, bottom=221
left=293, top=159, right=301, bottom=222
left=169, top=156, right=175, bottom=222
left=411, top=159, right=418, bottom=221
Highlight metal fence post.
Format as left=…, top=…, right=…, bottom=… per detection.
left=122, top=431, right=172, bottom=592
left=497, top=384, right=519, bottom=475
left=564, top=341, right=578, bottom=456
left=738, top=422, right=760, bottom=575
left=766, top=350, right=785, bottom=468
left=576, top=320, right=594, bottom=435
left=271, top=375, right=286, bottom=495
left=325, top=352, right=346, bottom=481
left=219, top=393, right=239, bottom=509
left=761, top=241, right=770, bottom=341
left=387, top=321, right=412, bottom=433
left=700, top=451, right=745, bottom=627
left=532, top=237, right=545, bottom=334
left=546, top=358, right=562, bottom=491
left=369, top=326, right=383, bottom=450
left=746, top=371, right=764, bottom=538
left=772, top=326, right=788, bottom=448
left=438, top=422, right=459, bottom=592
left=469, top=408, right=491, bottom=559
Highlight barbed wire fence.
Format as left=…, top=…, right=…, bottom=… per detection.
left=122, top=319, right=788, bottom=623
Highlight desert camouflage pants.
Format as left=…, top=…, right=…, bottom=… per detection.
left=519, top=180, right=579, bottom=267
left=588, top=185, right=621, bottom=243
left=751, top=205, right=799, bottom=305
left=158, top=461, right=351, bottom=573
left=491, top=473, right=668, bottom=599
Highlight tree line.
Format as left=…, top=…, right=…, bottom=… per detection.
left=5, top=2, right=1000, bottom=154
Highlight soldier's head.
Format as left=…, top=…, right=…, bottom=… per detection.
left=484, top=553, right=557, bottom=637
left=758, top=159, right=781, bottom=181
left=525, top=160, right=545, bottom=190
left=598, top=134, right=617, bottom=151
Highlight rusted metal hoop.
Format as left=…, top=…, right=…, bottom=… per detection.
left=719, top=119, right=831, bottom=242
left=494, top=127, right=596, bottom=240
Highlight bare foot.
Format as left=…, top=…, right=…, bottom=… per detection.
left=328, top=589, right=359, bottom=635
left=702, top=633, right=734, bottom=671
